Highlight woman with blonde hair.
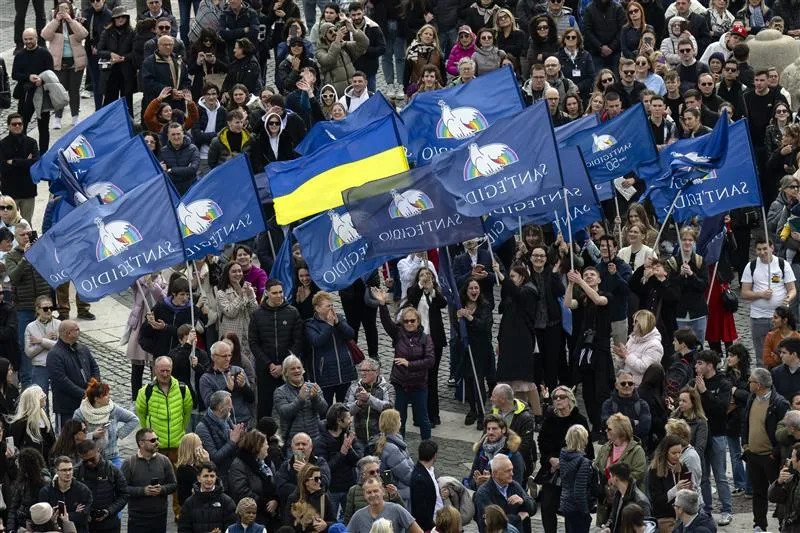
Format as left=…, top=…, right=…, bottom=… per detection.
left=288, top=463, right=336, bottom=531
left=404, top=24, right=444, bottom=97
left=670, top=387, right=708, bottom=460
left=558, top=424, right=594, bottom=533
left=374, top=409, right=414, bottom=503
left=664, top=418, right=703, bottom=506
left=585, top=91, right=606, bottom=116
left=612, top=310, right=663, bottom=385
left=0, top=196, right=24, bottom=234
left=432, top=506, right=462, bottom=533
left=175, top=433, right=210, bottom=511
left=493, top=9, right=525, bottom=62
left=7, top=385, right=55, bottom=463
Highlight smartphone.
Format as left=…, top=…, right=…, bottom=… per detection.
left=293, top=450, right=305, bottom=462
left=289, top=25, right=297, bottom=38
left=102, top=422, right=111, bottom=428
left=680, top=472, right=692, bottom=483
left=58, top=501, right=66, bottom=515
left=380, top=469, right=394, bottom=486
left=29, top=230, right=38, bottom=242
left=150, top=477, right=159, bottom=486
left=4, top=437, right=12, bottom=449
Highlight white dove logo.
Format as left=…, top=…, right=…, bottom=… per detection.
left=463, top=143, right=519, bottom=180
left=592, top=133, right=617, bottom=153
left=94, top=217, right=143, bottom=261
left=177, top=199, right=223, bottom=237
left=436, top=101, right=489, bottom=140
left=389, top=189, right=434, bottom=219
left=328, top=209, right=361, bottom=251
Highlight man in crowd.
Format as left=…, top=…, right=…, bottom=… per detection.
left=345, top=358, right=393, bottom=453
left=694, top=350, right=733, bottom=526
left=39, top=456, right=94, bottom=533
left=610, top=58, right=645, bottom=109
left=207, top=108, right=252, bottom=169
left=648, top=95, right=677, bottom=150
left=683, top=89, right=719, bottom=130
left=597, top=235, right=632, bottom=346
left=136, top=356, right=194, bottom=466
left=600, top=463, right=651, bottom=532
left=218, top=0, right=259, bottom=60
left=143, top=18, right=186, bottom=59
left=410, top=440, right=443, bottom=531
left=141, top=35, right=190, bottom=113
left=195, top=390, right=245, bottom=493
left=583, top=0, right=625, bottom=72
left=11, top=28, right=53, bottom=152
left=741, top=236, right=796, bottom=365
left=773, top=338, right=800, bottom=401
left=138, top=0, right=177, bottom=37
left=743, top=368, right=790, bottom=532
left=545, top=88, right=570, bottom=126
left=343, top=456, right=406, bottom=524
left=348, top=476, right=422, bottom=533
left=490, top=384, right=536, bottom=479
left=0, top=113, right=38, bottom=222
left=525, top=64, right=548, bottom=103
left=349, top=3, right=385, bottom=93
left=745, top=70, right=788, bottom=180
left=159, top=122, right=200, bottom=195
left=543, top=57, right=576, bottom=101
left=199, top=340, right=254, bottom=427
left=75, top=440, right=128, bottom=532
left=339, top=71, right=371, bottom=113
left=673, top=489, right=717, bottom=533
left=177, top=462, right=237, bottom=532
left=604, top=92, right=623, bottom=120
left=121, top=428, right=177, bottom=532
left=47, top=320, right=101, bottom=431
left=474, top=454, right=535, bottom=533
left=696, top=73, right=724, bottom=112
left=275, top=432, right=331, bottom=512
left=675, top=39, right=709, bottom=94
left=716, top=59, right=747, bottom=120
left=600, top=370, right=652, bottom=443
left=192, top=83, right=227, bottom=173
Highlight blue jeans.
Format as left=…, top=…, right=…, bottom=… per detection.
left=178, top=0, right=200, bottom=47
left=31, top=366, right=49, bottom=412
left=381, top=20, right=405, bottom=85
left=750, top=317, right=772, bottom=367
left=702, top=435, right=731, bottom=514
left=727, top=435, right=749, bottom=491
left=303, top=0, right=328, bottom=30
left=17, top=310, right=35, bottom=386
left=395, top=387, right=431, bottom=439
left=367, top=73, right=377, bottom=93
left=676, top=315, right=708, bottom=350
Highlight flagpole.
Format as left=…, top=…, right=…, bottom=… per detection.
left=185, top=261, right=197, bottom=367
left=192, top=260, right=207, bottom=298
left=653, top=189, right=682, bottom=253
left=266, top=229, right=276, bottom=259
left=135, top=279, right=151, bottom=314
left=614, top=191, right=621, bottom=240
left=518, top=216, right=523, bottom=246
left=562, top=188, right=574, bottom=272
left=484, top=234, right=500, bottom=287
left=761, top=205, right=772, bottom=280
left=706, top=262, right=719, bottom=307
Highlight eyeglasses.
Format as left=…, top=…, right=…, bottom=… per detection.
left=403, top=319, right=418, bottom=324
left=786, top=184, right=799, bottom=189
left=724, top=67, right=738, bottom=72
left=679, top=48, right=692, bottom=53
left=636, top=61, right=648, bottom=66
left=310, top=476, right=322, bottom=482
left=628, top=8, right=640, bottom=13
left=0, top=206, right=13, bottom=211
left=480, top=35, right=493, bottom=40
left=699, top=82, right=713, bottom=86
left=366, top=469, right=380, bottom=476
left=776, top=109, right=790, bottom=114
left=619, top=381, right=634, bottom=387
left=141, top=437, right=158, bottom=443
left=39, top=306, right=53, bottom=312
left=564, top=34, right=577, bottom=40
left=553, top=394, right=568, bottom=400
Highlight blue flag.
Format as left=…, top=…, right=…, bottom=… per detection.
left=26, top=174, right=185, bottom=301
left=270, top=228, right=295, bottom=303
left=559, top=104, right=658, bottom=184
left=57, top=151, right=89, bottom=206
left=24, top=229, right=70, bottom=289
left=295, top=93, right=403, bottom=155
left=696, top=213, right=727, bottom=265
left=431, top=101, right=563, bottom=217
left=31, top=99, right=133, bottom=183
left=292, top=206, right=393, bottom=292
left=343, top=165, right=485, bottom=257
left=649, top=120, right=761, bottom=223
left=641, top=112, right=731, bottom=192
left=178, top=155, right=266, bottom=260
left=399, top=66, right=524, bottom=165
left=554, top=113, right=600, bottom=143
left=437, top=246, right=470, bottom=345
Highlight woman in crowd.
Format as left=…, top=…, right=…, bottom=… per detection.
left=471, top=28, right=506, bottom=76
left=767, top=175, right=800, bottom=250
left=276, top=37, right=319, bottom=94
left=72, top=379, right=137, bottom=467
left=404, top=24, right=444, bottom=96
left=318, top=85, right=338, bottom=119
left=584, top=91, right=605, bottom=116
left=668, top=227, right=709, bottom=343
left=42, top=2, right=88, bottom=129
left=594, top=69, right=616, bottom=95
left=593, top=413, right=647, bottom=525
left=493, top=262, right=541, bottom=420
left=618, top=224, right=655, bottom=276
left=248, top=86, right=277, bottom=130
left=222, top=37, right=262, bottom=96
left=631, top=258, right=680, bottom=365
left=124, top=273, right=166, bottom=401
left=563, top=93, right=583, bottom=120
left=664, top=418, right=703, bottom=497
left=8, top=386, right=55, bottom=463
left=229, top=430, right=279, bottom=528
left=217, top=260, right=259, bottom=353
left=494, top=9, right=525, bottom=63
left=176, top=433, right=210, bottom=510
left=620, top=2, right=652, bottom=59
left=612, top=310, right=663, bottom=385
left=233, top=245, right=267, bottom=302
left=98, top=6, right=135, bottom=111
left=707, top=0, right=735, bottom=40
left=24, top=295, right=58, bottom=401
left=556, top=28, right=595, bottom=102
left=536, top=386, right=593, bottom=533
left=671, top=387, right=709, bottom=460
left=526, top=245, right=565, bottom=392
left=314, top=404, right=358, bottom=515
left=50, top=419, right=87, bottom=467
left=621, top=204, right=658, bottom=248
left=638, top=364, right=668, bottom=454
left=660, top=17, right=697, bottom=68
left=526, top=14, right=557, bottom=66
left=483, top=505, right=517, bottom=533
left=0, top=197, right=25, bottom=239
left=735, top=0, right=772, bottom=34
left=287, top=463, right=336, bottom=531
left=188, top=28, right=228, bottom=100
left=305, top=291, right=357, bottom=404
left=7, top=448, right=50, bottom=533
left=273, top=355, right=329, bottom=443
left=226, top=84, right=253, bottom=120
left=274, top=18, right=311, bottom=66
left=559, top=424, right=594, bottom=533
left=139, top=276, right=209, bottom=358
left=633, top=53, right=665, bottom=95
left=294, top=263, right=319, bottom=320
left=142, top=87, right=200, bottom=135
left=315, top=20, right=368, bottom=96
left=725, top=343, right=751, bottom=494
left=767, top=119, right=800, bottom=196
left=0, top=358, right=18, bottom=417
left=469, top=415, right=525, bottom=487
left=647, top=435, right=688, bottom=533
left=704, top=219, right=737, bottom=357
left=251, top=112, right=298, bottom=172
left=143, top=131, right=161, bottom=153
left=374, top=409, right=414, bottom=502
left=434, top=506, right=462, bottom=533
left=458, top=277, right=495, bottom=428
left=446, top=28, right=476, bottom=77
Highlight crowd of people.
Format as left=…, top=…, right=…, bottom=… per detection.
left=2, top=0, right=800, bottom=531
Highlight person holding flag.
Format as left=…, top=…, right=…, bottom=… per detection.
left=457, top=277, right=495, bottom=431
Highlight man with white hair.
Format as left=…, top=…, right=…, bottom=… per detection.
left=743, top=367, right=791, bottom=532
left=490, top=384, right=536, bottom=479
left=273, top=354, right=329, bottom=442
left=474, top=454, right=535, bottom=533
left=673, top=489, right=716, bottom=532
left=195, top=389, right=245, bottom=492
left=777, top=410, right=800, bottom=463
left=275, top=431, right=331, bottom=516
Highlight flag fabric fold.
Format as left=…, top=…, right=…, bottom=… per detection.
left=696, top=213, right=727, bottom=265
left=269, top=228, right=295, bottom=302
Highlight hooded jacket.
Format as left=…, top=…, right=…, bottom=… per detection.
left=207, top=126, right=252, bottom=168
left=699, top=31, right=736, bottom=65
left=660, top=17, right=698, bottom=68
left=470, top=430, right=526, bottom=488
left=491, top=399, right=537, bottom=478
left=378, top=433, right=415, bottom=502
left=192, top=97, right=227, bottom=154
left=315, top=22, right=369, bottom=96
left=615, top=328, right=664, bottom=384
left=74, top=457, right=128, bottom=530
left=446, top=30, right=475, bottom=76
left=177, top=480, right=237, bottom=533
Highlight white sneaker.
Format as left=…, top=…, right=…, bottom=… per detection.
left=53, top=117, right=61, bottom=129
left=80, top=89, right=92, bottom=99
left=395, top=83, right=404, bottom=100
left=72, top=115, right=80, bottom=126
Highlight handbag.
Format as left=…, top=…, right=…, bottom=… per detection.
left=203, top=64, right=226, bottom=91
left=721, top=283, right=738, bottom=313
left=346, top=339, right=365, bottom=364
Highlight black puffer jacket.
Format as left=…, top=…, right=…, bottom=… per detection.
left=75, top=458, right=128, bottom=532
left=159, top=137, right=201, bottom=195
left=8, top=471, right=50, bottom=532
left=177, top=480, right=237, bottom=533
left=139, top=297, right=207, bottom=357
left=222, top=54, right=263, bottom=95
left=229, top=449, right=277, bottom=525
left=583, top=0, right=626, bottom=55
left=314, top=428, right=360, bottom=493
left=248, top=300, right=305, bottom=373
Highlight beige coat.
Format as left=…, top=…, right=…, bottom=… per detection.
left=41, top=17, right=89, bottom=70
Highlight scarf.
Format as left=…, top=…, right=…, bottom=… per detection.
left=79, top=398, right=114, bottom=425
left=416, top=288, right=431, bottom=334
left=749, top=5, right=765, bottom=27
left=482, top=436, right=507, bottom=460
left=164, top=55, right=180, bottom=89
left=406, top=39, right=436, bottom=62
left=471, top=2, right=498, bottom=24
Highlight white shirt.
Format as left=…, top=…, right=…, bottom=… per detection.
left=397, top=255, right=438, bottom=300
left=339, top=89, right=370, bottom=112
left=426, top=465, right=444, bottom=517
left=618, top=245, right=654, bottom=272
left=741, top=256, right=796, bottom=318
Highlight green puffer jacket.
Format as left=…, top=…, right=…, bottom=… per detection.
left=593, top=436, right=648, bottom=525
left=135, top=376, right=194, bottom=449
left=5, top=247, right=51, bottom=311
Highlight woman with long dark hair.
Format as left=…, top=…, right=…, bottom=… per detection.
left=527, top=245, right=565, bottom=392
left=294, top=263, right=320, bottom=320
left=526, top=14, right=557, bottom=66
left=7, top=448, right=50, bottom=532
left=763, top=305, right=800, bottom=369
left=217, top=260, right=259, bottom=356
left=0, top=357, right=19, bottom=417
left=229, top=430, right=279, bottom=527
left=188, top=27, right=228, bottom=100
left=458, top=277, right=494, bottom=428
left=98, top=6, right=135, bottom=111
left=50, top=419, right=87, bottom=468
left=725, top=343, right=751, bottom=494
left=638, top=364, right=668, bottom=454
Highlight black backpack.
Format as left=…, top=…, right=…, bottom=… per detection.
left=666, top=357, right=694, bottom=398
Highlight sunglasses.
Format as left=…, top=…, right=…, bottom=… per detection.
left=622, top=70, right=634, bottom=75
left=777, top=109, right=790, bottom=114
left=310, top=476, right=322, bottom=482
left=636, top=61, right=648, bottom=66
left=322, top=94, right=334, bottom=98
left=537, top=25, right=549, bottom=30
left=679, top=48, right=692, bottom=53
left=141, top=437, right=158, bottom=443
left=619, top=381, right=634, bottom=387
left=403, top=319, right=418, bottom=324
left=724, top=67, right=738, bottom=72
left=553, top=394, right=568, bottom=400
left=601, top=77, right=613, bottom=83
left=268, top=121, right=281, bottom=126
left=0, top=206, right=13, bottom=211
left=480, top=35, right=493, bottom=40
left=158, top=25, right=170, bottom=30
left=564, top=34, right=577, bottom=40
left=628, top=8, right=639, bottom=13
left=9, top=122, right=23, bottom=126
left=39, top=306, right=53, bottom=312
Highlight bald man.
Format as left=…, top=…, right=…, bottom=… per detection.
left=545, top=87, right=570, bottom=126
left=474, top=455, right=536, bottom=533
left=140, top=33, right=190, bottom=114
left=46, top=319, right=100, bottom=431
left=11, top=28, right=54, bottom=151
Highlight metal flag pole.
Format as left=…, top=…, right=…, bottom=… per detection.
left=135, top=279, right=152, bottom=314
left=518, top=215, right=523, bottom=246
left=761, top=205, right=772, bottom=281
left=562, top=189, right=574, bottom=271
left=706, top=262, right=719, bottom=307
left=653, top=189, right=683, bottom=254
left=484, top=234, right=500, bottom=287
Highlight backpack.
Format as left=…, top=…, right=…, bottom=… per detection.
left=588, top=460, right=605, bottom=511
left=748, top=258, right=786, bottom=282
left=144, top=382, right=187, bottom=403
left=665, top=357, right=694, bottom=398
left=610, top=397, right=642, bottom=419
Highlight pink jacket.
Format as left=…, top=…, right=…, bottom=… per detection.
left=616, top=328, right=664, bottom=385
left=446, top=38, right=476, bottom=76
left=41, top=17, right=89, bottom=70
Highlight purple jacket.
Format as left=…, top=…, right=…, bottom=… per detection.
left=242, top=264, right=267, bottom=302
left=379, top=305, right=435, bottom=391
left=446, top=35, right=476, bottom=76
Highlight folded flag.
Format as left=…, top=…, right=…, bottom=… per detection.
left=696, top=213, right=727, bottom=265
left=268, top=113, right=408, bottom=224
left=269, top=228, right=295, bottom=302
